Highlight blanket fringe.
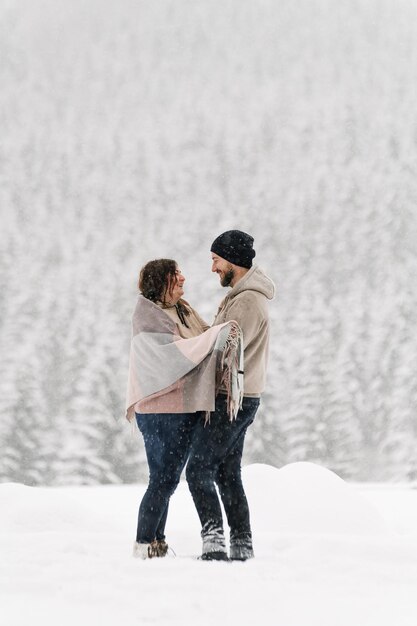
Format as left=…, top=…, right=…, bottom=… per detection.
left=218, top=322, right=244, bottom=421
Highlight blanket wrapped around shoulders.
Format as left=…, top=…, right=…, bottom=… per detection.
left=126, top=296, right=244, bottom=422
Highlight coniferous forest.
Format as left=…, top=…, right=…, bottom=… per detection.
left=1, top=0, right=417, bottom=485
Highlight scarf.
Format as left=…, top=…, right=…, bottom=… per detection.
left=125, top=296, right=244, bottom=422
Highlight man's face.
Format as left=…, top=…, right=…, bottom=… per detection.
left=211, top=253, right=234, bottom=287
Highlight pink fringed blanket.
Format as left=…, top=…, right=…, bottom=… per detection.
left=126, top=296, right=243, bottom=421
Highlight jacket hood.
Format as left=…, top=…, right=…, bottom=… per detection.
left=227, top=264, right=275, bottom=300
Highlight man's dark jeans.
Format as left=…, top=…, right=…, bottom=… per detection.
left=186, top=395, right=260, bottom=549
left=135, top=412, right=199, bottom=544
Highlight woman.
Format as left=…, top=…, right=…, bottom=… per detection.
left=126, top=259, right=243, bottom=560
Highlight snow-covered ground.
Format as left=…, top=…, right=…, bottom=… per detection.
left=1, top=463, right=417, bottom=626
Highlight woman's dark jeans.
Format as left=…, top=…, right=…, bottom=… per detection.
left=186, top=395, right=260, bottom=549
left=135, top=412, right=199, bottom=544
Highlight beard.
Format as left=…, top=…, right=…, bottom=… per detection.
left=221, top=268, right=234, bottom=287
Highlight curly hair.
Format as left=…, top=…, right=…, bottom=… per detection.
left=138, top=259, right=189, bottom=323
left=138, top=258, right=177, bottom=304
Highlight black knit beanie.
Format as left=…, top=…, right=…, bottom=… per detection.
left=210, top=230, right=256, bottom=269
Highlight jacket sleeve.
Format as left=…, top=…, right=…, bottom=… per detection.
left=223, top=292, right=262, bottom=348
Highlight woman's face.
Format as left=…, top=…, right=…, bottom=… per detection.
left=165, top=267, right=185, bottom=304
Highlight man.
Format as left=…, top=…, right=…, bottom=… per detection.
left=186, top=230, right=275, bottom=561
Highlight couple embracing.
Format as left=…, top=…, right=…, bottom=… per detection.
left=126, top=230, right=275, bottom=561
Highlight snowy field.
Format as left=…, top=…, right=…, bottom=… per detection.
left=1, top=463, right=417, bottom=626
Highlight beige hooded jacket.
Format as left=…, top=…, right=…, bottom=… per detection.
left=213, top=264, right=275, bottom=396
